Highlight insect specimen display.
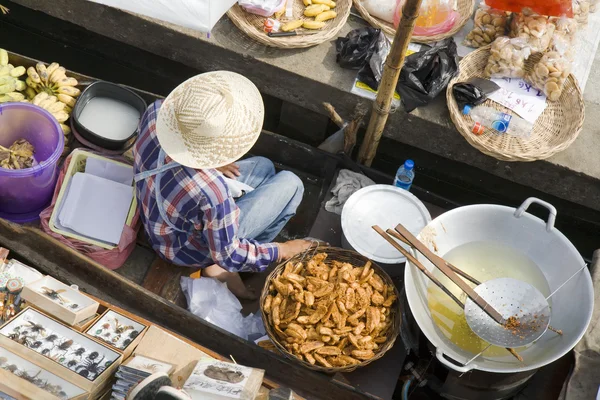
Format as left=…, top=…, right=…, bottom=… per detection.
left=0, top=347, right=86, bottom=399
left=86, top=311, right=146, bottom=350
left=0, top=308, right=119, bottom=381
left=123, top=355, right=174, bottom=375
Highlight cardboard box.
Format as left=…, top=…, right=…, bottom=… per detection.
left=20, top=276, right=99, bottom=326
left=0, top=347, right=87, bottom=400
left=85, top=309, right=148, bottom=360
left=0, top=308, right=122, bottom=396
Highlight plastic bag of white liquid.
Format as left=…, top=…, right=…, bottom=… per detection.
left=86, top=0, right=237, bottom=32
left=180, top=276, right=266, bottom=341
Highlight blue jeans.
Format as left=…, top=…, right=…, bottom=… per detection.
left=235, top=157, right=304, bottom=243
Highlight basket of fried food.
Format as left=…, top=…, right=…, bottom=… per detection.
left=260, top=247, right=401, bottom=373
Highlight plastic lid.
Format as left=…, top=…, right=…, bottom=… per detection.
left=462, top=105, right=473, bottom=115
left=404, top=160, right=415, bottom=170
left=341, top=185, right=431, bottom=264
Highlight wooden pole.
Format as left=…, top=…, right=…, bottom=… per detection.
left=357, top=0, right=424, bottom=166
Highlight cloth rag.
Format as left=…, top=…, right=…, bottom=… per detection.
left=559, top=249, right=600, bottom=400
left=325, top=169, right=375, bottom=215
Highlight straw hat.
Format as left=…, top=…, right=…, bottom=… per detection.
left=156, top=71, right=264, bottom=169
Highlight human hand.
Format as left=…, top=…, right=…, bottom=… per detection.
left=217, top=163, right=241, bottom=179
left=278, top=239, right=315, bottom=261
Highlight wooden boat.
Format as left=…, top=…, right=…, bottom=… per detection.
left=1, top=51, right=445, bottom=400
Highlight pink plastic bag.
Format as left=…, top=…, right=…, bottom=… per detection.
left=39, top=150, right=141, bottom=270
left=394, top=0, right=458, bottom=36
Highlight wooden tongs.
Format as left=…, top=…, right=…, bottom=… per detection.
left=373, top=224, right=523, bottom=362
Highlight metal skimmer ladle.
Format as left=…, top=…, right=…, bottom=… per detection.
left=465, top=264, right=586, bottom=348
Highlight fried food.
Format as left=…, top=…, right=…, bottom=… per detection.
left=262, top=252, right=397, bottom=368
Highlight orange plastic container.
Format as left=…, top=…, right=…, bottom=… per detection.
left=485, top=0, right=573, bottom=17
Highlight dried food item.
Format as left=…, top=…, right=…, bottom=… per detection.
left=548, top=16, right=577, bottom=60
left=510, top=12, right=555, bottom=52
left=484, top=36, right=532, bottom=78
left=527, top=51, right=571, bottom=101
left=263, top=253, right=397, bottom=368
left=464, top=2, right=510, bottom=48
left=573, top=0, right=590, bottom=24
left=0, top=139, right=35, bottom=170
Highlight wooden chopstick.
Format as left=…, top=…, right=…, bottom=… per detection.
left=394, top=224, right=504, bottom=325
left=372, top=227, right=522, bottom=363
left=385, top=229, right=482, bottom=286
left=373, top=226, right=465, bottom=307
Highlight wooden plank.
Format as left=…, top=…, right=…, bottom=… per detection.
left=0, top=219, right=378, bottom=400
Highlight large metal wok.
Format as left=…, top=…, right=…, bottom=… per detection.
left=404, top=198, right=594, bottom=373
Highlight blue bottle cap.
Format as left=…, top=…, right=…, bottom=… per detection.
left=404, top=160, right=414, bottom=170
left=462, top=105, right=473, bottom=115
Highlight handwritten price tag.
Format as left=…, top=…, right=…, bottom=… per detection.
left=488, top=78, right=547, bottom=124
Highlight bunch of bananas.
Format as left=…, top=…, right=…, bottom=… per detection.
left=31, top=92, right=71, bottom=136
left=0, top=49, right=27, bottom=103
left=26, top=62, right=80, bottom=109
left=280, top=0, right=337, bottom=31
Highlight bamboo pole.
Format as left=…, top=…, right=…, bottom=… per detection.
left=357, top=0, right=424, bottom=166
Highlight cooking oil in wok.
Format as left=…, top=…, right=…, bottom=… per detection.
left=427, top=241, right=551, bottom=357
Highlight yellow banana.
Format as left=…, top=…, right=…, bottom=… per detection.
left=9, top=66, right=25, bottom=78
left=64, top=105, right=73, bottom=114
left=25, top=77, right=38, bottom=91
left=47, top=101, right=66, bottom=114
left=57, top=77, right=78, bottom=87
left=315, top=10, right=336, bottom=21
left=313, top=0, right=335, bottom=6
left=27, top=67, right=41, bottom=84
left=0, top=66, right=11, bottom=76
left=32, top=92, right=49, bottom=106
left=52, top=111, right=69, bottom=123
left=0, top=80, right=16, bottom=95
left=36, top=63, right=49, bottom=84
left=56, top=86, right=80, bottom=97
left=281, top=19, right=304, bottom=32
left=0, top=95, right=11, bottom=103
left=49, top=67, right=66, bottom=84
left=303, top=20, right=326, bottom=29
left=304, top=4, right=329, bottom=16
left=14, top=80, right=26, bottom=91
left=46, top=62, right=60, bottom=77
left=0, top=49, right=7, bottom=67
left=303, top=0, right=312, bottom=4
left=39, top=96, right=58, bottom=109
left=25, top=87, right=36, bottom=100
left=57, top=94, right=76, bottom=108
left=5, top=92, right=25, bottom=102
left=60, top=123, right=71, bottom=136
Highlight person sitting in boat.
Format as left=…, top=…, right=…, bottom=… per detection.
left=133, top=71, right=313, bottom=299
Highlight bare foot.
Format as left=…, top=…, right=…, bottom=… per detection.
left=203, top=264, right=258, bottom=300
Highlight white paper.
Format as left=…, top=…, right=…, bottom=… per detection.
left=85, top=157, right=134, bottom=185
left=59, top=173, right=133, bottom=245
left=86, top=0, right=237, bottom=32
left=488, top=77, right=548, bottom=124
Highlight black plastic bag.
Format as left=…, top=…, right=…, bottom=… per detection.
left=397, top=38, right=459, bottom=112
left=335, top=27, right=382, bottom=70
left=452, top=77, right=500, bottom=109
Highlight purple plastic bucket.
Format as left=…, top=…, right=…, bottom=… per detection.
left=0, top=103, right=64, bottom=223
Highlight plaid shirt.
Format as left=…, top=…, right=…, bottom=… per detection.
left=133, top=100, right=278, bottom=272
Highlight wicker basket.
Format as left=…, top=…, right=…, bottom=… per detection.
left=353, top=0, right=474, bottom=43
left=260, top=246, right=401, bottom=373
left=227, top=0, right=352, bottom=49
left=446, top=46, right=585, bottom=162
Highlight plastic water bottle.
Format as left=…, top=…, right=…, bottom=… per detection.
left=463, top=105, right=532, bottom=138
left=394, top=160, right=415, bottom=190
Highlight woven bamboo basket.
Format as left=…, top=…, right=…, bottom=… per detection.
left=260, top=246, right=401, bottom=373
left=446, top=46, right=585, bottom=162
left=352, top=0, right=474, bottom=43
left=227, top=0, right=352, bottom=49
